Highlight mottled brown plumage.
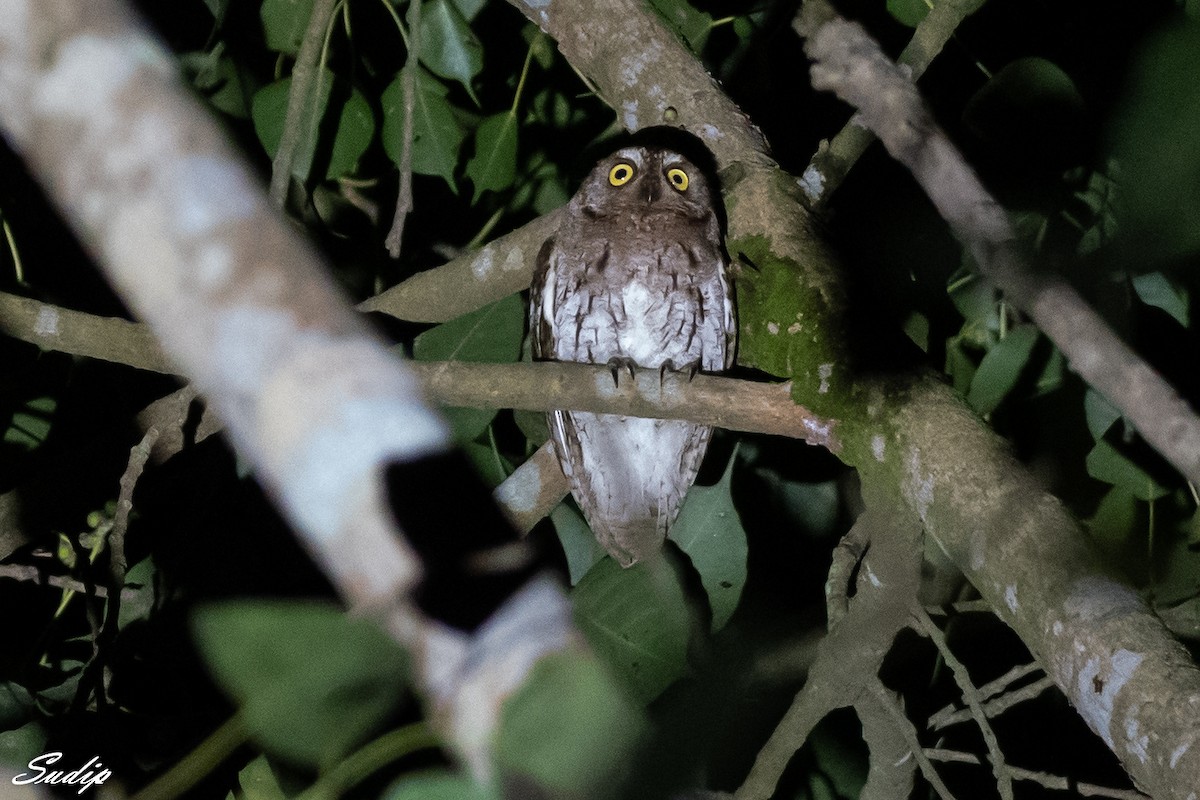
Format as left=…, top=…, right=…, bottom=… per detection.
left=530, top=143, right=735, bottom=566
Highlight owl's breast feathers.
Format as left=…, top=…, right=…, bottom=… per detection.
left=535, top=227, right=731, bottom=371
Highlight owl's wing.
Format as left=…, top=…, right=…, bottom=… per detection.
left=530, top=236, right=578, bottom=484
left=529, top=237, right=557, bottom=360
left=719, top=253, right=737, bottom=371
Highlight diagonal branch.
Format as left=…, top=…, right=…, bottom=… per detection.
left=800, top=0, right=988, bottom=209
left=0, top=0, right=614, bottom=784
left=796, top=0, right=1200, bottom=491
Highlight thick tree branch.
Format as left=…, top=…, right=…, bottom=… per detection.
left=0, top=290, right=169, bottom=372
left=493, top=441, right=569, bottom=534
left=796, top=1, right=1200, bottom=491
left=505, top=1, right=1200, bottom=796
left=361, top=209, right=564, bottom=322
left=0, top=1, right=603, bottom=783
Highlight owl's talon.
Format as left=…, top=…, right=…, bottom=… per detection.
left=607, top=356, right=638, bottom=387
left=659, top=359, right=701, bottom=386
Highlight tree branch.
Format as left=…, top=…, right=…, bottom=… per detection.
left=268, top=0, right=338, bottom=207
left=0, top=290, right=170, bottom=372
left=0, top=0, right=605, bottom=783
left=493, top=441, right=568, bottom=534
left=361, top=209, right=564, bottom=322
left=385, top=0, right=420, bottom=258
left=796, top=0, right=1200, bottom=491
left=800, top=0, right=987, bottom=209
left=503, top=1, right=1200, bottom=796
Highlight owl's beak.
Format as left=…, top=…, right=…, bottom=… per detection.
left=643, top=176, right=662, bottom=205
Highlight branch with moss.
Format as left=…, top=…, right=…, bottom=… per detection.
left=505, top=0, right=1200, bottom=796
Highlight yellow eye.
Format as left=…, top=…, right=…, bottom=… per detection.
left=608, top=163, right=634, bottom=186
left=666, top=167, right=689, bottom=191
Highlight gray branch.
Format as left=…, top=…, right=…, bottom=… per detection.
left=0, top=0, right=589, bottom=780
left=796, top=1, right=1200, bottom=493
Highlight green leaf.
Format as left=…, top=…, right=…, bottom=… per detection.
left=1085, top=485, right=1139, bottom=552
left=418, top=0, right=483, bottom=104
left=4, top=396, right=55, bottom=451
left=887, top=0, right=929, bottom=27
left=1132, top=272, right=1189, bottom=327
left=382, top=66, right=467, bottom=191
left=523, top=24, right=555, bottom=70
left=180, top=48, right=251, bottom=119
left=0, top=683, right=34, bottom=732
left=1084, top=388, right=1121, bottom=441
left=1086, top=440, right=1170, bottom=501
left=385, top=771, right=496, bottom=800
left=1110, top=23, right=1200, bottom=264
left=648, top=0, right=714, bottom=52
left=235, top=755, right=287, bottom=800
left=965, top=325, right=1040, bottom=414
left=948, top=268, right=998, bottom=337
left=572, top=558, right=690, bottom=703
left=753, top=470, right=840, bottom=540
left=496, top=652, right=644, bottom=793
left=465, top=112, right=519, bottom=203
left=533, top=177, right=570, bottom=216
left=462, top=440, right=512, bottom=487
left=413, top=293, right=524, bottom=363
left=118, top=557, right=157, bottom=629
left=450, top=0, right=488, bottom=22
left=944, top=336, right=978, bottom=396
left=413, top=295, right=522, bottom=446
left=204, top=0, right=232, bottom=19
left=963, top=58, right=1085, bottom=160
left=0, top=722, right=44, bottom=771
left=668, top=451, right=747, bottom=631
left=252, top=70, right=376, bottom=182
left=550, top=505, right=607, bottom=585
left=260, top=0, right=316, bottom=55
left=1189, top=0, right=1200, bottom=19
left=440, top=407, right=498, bottom=443
left=191, top=601, right=408, bottom=768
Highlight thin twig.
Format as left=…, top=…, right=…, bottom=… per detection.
left=268, top=0, right=340, bottom=207
left=74, top=427, right=160, bottom=712
left=869, top=683, right=959, bottom=800
left=913, top=606, right=1013, bottom=800
left=0, top=564, right=115, bottom=598
left=385, top=0, right=421, bottom=257
left=930, top=675, right=1055, bottom=732
left=924, top=749, right=1150, bottom=799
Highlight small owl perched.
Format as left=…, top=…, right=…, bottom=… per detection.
left=530, top=138, right=736, bottom=567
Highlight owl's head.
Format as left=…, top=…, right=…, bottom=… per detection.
left=572, top=143, right=719, bottom=222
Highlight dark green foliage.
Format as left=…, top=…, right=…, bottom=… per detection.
left=3, top=1, right=1200, bottom=799
left=495, top=652, right=644, bottom=796
left=191, top=601, right=409, bottom=769
left=572, top=557, right=692, bottom=703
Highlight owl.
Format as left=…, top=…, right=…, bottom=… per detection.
left=530, top=141, right=736, bottom=567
